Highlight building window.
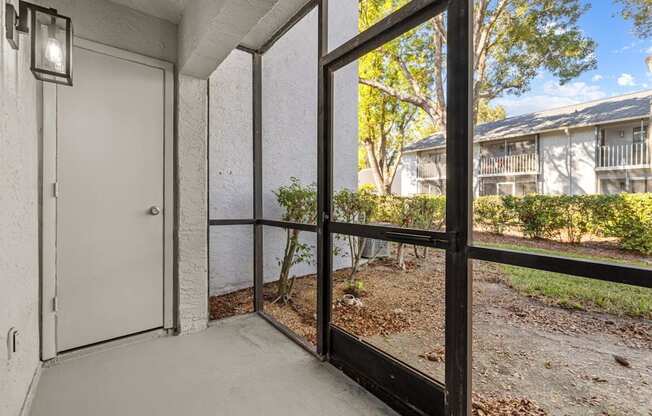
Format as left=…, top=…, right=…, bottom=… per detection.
left=516, top=181, right=537, bottom=196
left=418, top=179, right=446, bottom=195
left=633, top=125, right=647, bottom=143
left=600, top=178, right=627, bottom=195
left=497, top=182, right=515, bottom=196
left=481, top=182, right=497, bottom=196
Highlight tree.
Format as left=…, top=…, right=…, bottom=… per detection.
left=359, top=84, right=418, bottom=194
left=359, top=0, right=597, bottom=131
left=333, top=188, right=377, bottom=281
left=616, top=0, right=652, bottom=38
left=273, top=178, right=316, bottom=303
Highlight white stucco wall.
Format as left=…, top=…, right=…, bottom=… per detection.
left=177, top=74, right=209, bottom=332
left=208, top=49, right=254, bottom=295
left=399, top=154, right=419, bottom=196
left=1, top=2, right=41, bottom=413
left=208, top=3, right=357, bottom=294
left=570, top=127, right=597, bottom=195
left=358, top=167, right=403, bottom=194
left=209, top=226, right=254, bottom=295
left=539, top=131, right=569, bottom=195
left=209, top=50, right=253, bottom=220
left=541, top=128, right=597, bottom=195
left=261, top=6, right=357, bottom=281
left=35, top=0, right=177, bottom=63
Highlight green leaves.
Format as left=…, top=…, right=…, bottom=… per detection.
left=477, top=193, right=652, bottom=254
left=616, top=0, right=652, bottom=38
left=273, top=177, right=317, bottom=224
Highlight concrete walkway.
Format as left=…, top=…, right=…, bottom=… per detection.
left=30, top=314, right=397, bottom=416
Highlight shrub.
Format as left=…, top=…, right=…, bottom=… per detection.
left=553, top=195, right=594, bottom=244
left=333, top=188, right=377, bottom=280
left=410, top=195, right=446, bottom=230
left=273, top=178, right=317, bottom=302
left=473, top=196, right=514, bottom=235
left=503, top=195, right=561, bottom=239
left=604, top=193, right=652, bottom=254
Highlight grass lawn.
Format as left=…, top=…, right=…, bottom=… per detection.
left=478, top=242, right=652, bottom=319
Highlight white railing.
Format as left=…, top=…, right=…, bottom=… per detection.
left=417, top=161, right=447, bottom=179
left=597, top=142, right=651, bottom=169
left=478, top=153, right=539, bottom=176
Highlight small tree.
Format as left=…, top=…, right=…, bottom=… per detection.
left=375, top=195, right=413, bottom=270
left=409, top=195, right=445, bottom=258
left=273, top=178, right=317, bottom=303
left=333, top=188, right=377, bottom=283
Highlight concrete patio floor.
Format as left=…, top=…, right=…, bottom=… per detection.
left=30, top=314, right=397, bottom=416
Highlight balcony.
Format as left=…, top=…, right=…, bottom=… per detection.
left=478, top=153, right=539, bottom=177
left=596, top=142, right=651, bottom=170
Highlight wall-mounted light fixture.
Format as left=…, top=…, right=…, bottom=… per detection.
left=5, top=1, right=73, bottom=86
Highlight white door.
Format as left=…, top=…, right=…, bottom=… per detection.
left=55, top=45, right=166, bottom=351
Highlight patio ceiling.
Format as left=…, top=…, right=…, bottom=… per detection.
left=108, top=0, right=314, bottom=77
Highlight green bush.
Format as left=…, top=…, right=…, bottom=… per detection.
left=273, top=178, right=317, bottom=302
left=274, top=180, right=652, bottom=256
left=503, top=195, right=561, bottom=239
left=501, top=193, right=651, bottom=250
left=604, top=193, right=652, bottom=254
left=473, top=196, right=514, bottom=235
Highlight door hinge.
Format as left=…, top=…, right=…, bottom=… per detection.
left=53, top=182, right=59, bottom=198
left=52, top=296, right=58, bottom=312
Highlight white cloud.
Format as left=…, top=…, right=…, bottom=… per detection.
left=542, top=81, right=607, bottom=100
left=617, top=73, right=636, bottom=87
left=591, top=74, right=603, bottom=82
left=494, top=81, right=607, bottom=116
left=646, top=45, right=652, bottom=54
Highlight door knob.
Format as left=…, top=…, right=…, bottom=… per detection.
left=150, top=206, right=161, bottom=216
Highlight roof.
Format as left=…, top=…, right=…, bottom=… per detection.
left=403, top=89, right=652, bottom=153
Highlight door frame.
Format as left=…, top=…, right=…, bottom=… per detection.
left=41, top=37, right=175, bottom=360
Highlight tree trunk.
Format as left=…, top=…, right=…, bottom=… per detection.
left=397, top=243, right=406, bottom=271
left=277, top=228, right=300, bottom=302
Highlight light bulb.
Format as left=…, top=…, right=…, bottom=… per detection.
left=44, top=36, right=63, bottom=71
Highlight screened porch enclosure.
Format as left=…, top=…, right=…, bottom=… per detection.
left=204, top=1, right=651, bottom=416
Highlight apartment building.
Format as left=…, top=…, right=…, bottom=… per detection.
left=399, top=90, right=652, bottom=196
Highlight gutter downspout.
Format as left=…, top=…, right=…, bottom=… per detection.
left=564, top=127, right=572, bottom=195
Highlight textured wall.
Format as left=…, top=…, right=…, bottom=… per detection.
left=36, top=0, right=177, bottom=62
left=541, top=129, right=597, bottom=195
left=208, top=4, right=358, bottom=295
left=208, top=50, right=253, bottom=220
left=0, top=1, right=41, bottom=413
left=208, top=49, right=254, bottom=296
left=570, top=127, right=597, bottom=195
left=261, top=7, right=357, bottom=281
left=177, top=74, right=208, bottom=332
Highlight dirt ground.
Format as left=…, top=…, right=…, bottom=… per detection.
left=209, top=236, right=652, bottom=416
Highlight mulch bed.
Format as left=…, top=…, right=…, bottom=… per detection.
left=472, top=394, right=548, bottom=416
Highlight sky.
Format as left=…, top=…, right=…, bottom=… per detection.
left=493, top=1, right=652, bottom=117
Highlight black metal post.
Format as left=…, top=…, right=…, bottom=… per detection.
left=253, top=52, right=264, bottom=312
left=316, top=0, right=332, bottom=358
left=445, top=0, right=473, bottom=415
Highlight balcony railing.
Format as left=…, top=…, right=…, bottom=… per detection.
left=478, top=153, right=539, bottom=176
left=597, top=142, right=651, bottom=169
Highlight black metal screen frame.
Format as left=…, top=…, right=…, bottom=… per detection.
left=207, top=0, right=651, bottom=415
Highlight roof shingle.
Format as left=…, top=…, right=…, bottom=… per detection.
left=403, top=90, right=652, bottom=153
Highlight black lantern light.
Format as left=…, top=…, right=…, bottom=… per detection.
left=5, top=1, right=73, bottom=86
